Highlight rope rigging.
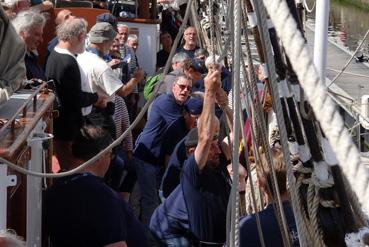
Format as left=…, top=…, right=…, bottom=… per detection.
left=303, top=0, right=316, bottom=13
left=261, top=0, right=369, bottom=235
left=2, top=0, right=369, bottom=246
left=228, top=0, right=241, bottom=244
left=249, top=1, right=314, bottom=245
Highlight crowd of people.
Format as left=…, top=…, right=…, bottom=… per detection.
left=0, top=0, right=301, bottom=246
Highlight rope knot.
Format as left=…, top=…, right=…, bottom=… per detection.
left=311, top=172, right=334, bottom=189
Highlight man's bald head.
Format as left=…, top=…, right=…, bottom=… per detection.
left=55, top=9, right=74, bottom=26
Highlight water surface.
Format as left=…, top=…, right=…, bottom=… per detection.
left=306, top=0, right=369, bottom=55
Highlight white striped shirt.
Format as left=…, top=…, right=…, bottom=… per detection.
left=114, top=95, right=133, bottom=151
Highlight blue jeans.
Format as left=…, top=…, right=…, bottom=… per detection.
left=134, top=157, right=161, bottom=231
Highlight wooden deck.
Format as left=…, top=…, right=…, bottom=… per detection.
left=305, top=24, right=369, bottom=116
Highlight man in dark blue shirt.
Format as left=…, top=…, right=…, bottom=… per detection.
left=161, top=97, right=203, bottom=164
left=160, top=137, right=187, bottom=199
left=150, top=68, right=231, bottom=246
left=156, top=31, right=172, bottom=70
left=239, top=147, right=300, bottom=247
left=160, top=97, right=203, bottom=199
left=176, top=26, right=199, bottom=58
left=44, top=126, right=148, bottom=247
left=134, top=75, right=192, bottom=237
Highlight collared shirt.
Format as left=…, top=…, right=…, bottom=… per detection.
left=181, top=155, right=231, bottom=243
left=120, top=45, right=138, bottom=93
left=134, top=93, right=184, bottom=164
left=175, top=46, right=199, bottom=58
left=239, top=202, right=300, bottom=247
left=151, top=154, right=231, bottom=243
left=25, top=51, right=46, bottom=81
left=77, top=49, right=123, bottom=102
left=45, top=173, right=148, bottom=247
left=160, top=137, right=187, bottom=198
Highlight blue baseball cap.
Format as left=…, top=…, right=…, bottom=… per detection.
left=191, top=58, right=207, bottom=74
left=184, top=97, right=203, bottom=115
left=96, top=13, right=117, bottom=30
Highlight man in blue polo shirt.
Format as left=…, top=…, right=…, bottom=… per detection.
left=44, top=126, right=148, bottom=247
left=134, top=75, right=192, bottom=237
left=150, top=68, right=231, bottom=246
left=160, top=97, right=203, bottom=199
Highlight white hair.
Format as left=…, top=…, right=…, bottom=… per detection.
left=205, top=54, right=223, bottom=68
left=12, top=10, right=46, bottom=34
left=127, top=34, right=138, bottom=43
left=117, top=23, right=128, bottom=29
left=0, top=230, right=26, bottom=247
left=57, top=18, right=87, bottom=41
left=3, top=0, right=17, bottom=8
left=172, top=52, right=189, bottom=64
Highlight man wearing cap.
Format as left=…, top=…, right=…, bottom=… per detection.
left=134, top=75, right=192, bottom=238
left=150, top=68, right=231, bottom=246
left=77, top=22, right=144, bottom=138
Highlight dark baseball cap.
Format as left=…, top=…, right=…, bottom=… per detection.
left=190, top=58, right=207, bottom=74
left=184, top=128, right=199, bottom=148
left=96, top=13, right=117, bottom=30
left=184, top=127, right=218, bottom=148
left=184, top=98, right=203, bottom=115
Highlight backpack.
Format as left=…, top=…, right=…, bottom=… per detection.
left=144, top=73, right=162, bottom=100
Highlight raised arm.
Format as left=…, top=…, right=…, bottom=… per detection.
left=216, top=87, right=233, bottom=132
left=194, top=69, right=221, bottom=170
left=116, top=68, right=144, bottom=97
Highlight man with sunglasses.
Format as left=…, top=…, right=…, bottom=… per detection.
left=134, top=75, right=192, bottom=243
left=150, top=68, right=232, bottom=246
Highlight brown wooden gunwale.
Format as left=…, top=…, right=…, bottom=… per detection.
left=0, top=87, right=55, bottom=162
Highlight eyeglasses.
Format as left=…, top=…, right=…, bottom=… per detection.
left=175, top=82, right=192, bottom=92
